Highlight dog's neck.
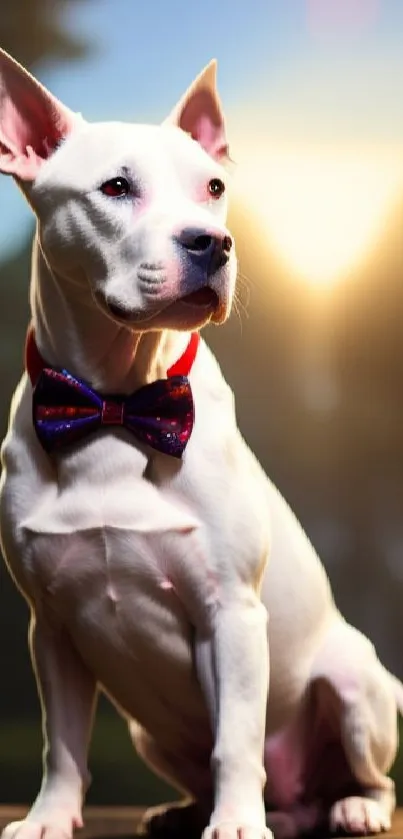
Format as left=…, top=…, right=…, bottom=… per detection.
left=30, top=235, right=191, bottom=393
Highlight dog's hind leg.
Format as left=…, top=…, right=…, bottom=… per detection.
left=1, top=611, right=96, bottom=839
left=328, top=686, right=396, bottom=835
left=310, top=621, right=398, bottom=835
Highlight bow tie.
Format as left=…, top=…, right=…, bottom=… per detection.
left=27, top=329, right=200, bottom=459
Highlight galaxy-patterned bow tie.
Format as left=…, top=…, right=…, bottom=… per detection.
left=32, top=368, right=194, bottom=458
left=26, top=328, right=200, bottom=459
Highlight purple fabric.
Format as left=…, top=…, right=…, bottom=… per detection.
left=33, top=367, right=195, bottom=458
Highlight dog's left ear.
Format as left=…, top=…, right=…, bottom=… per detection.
left=164, top=60, right=228, bottom=163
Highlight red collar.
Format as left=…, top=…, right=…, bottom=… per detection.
left=25, top=324, right=200, bottom=386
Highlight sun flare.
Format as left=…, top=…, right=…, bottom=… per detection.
left=231, top=141, right=403, bottom=287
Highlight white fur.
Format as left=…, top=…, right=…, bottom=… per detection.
left=0, top=51, right=400, bottom=839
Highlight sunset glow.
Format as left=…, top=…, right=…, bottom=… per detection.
left=232, top=143, right=403, bottom=287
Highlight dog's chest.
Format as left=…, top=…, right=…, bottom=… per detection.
left=24, top=366, right=268, bottom=578
left=24, top=409, right=265, bottom=605
left=28, top=428, right=265, bottom=578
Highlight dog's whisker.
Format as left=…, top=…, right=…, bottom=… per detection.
left=236, top=267, right=256, bottom=290
left=234, top=277, right=251, bottom=318
left=231, top=296, right=244, bottom=332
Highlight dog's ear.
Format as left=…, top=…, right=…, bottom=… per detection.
left=0, top=49, right=79, bottom=181
left=164, top=60, right=228, bottom=163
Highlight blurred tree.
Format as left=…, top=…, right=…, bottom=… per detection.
left=0, top=0, right=95, bottom=390
left=0, top=0, right=95, bottom=399
left=0, top=0, right=92, bottom=71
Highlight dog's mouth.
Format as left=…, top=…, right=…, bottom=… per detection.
left=102, top=286, right=220, bottom=324
left=180, top=287, right=220, bottom=309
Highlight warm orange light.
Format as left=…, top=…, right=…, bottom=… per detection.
left=231, top=140, right=403, bottom=287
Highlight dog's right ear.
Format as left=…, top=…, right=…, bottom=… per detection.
left=0, top=49, right=79, bottom=182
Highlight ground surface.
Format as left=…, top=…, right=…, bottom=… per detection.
left=1, top=808, right=403, bottom=839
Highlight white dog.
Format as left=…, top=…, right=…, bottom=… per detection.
left=0, top=49, right=401, bottom=839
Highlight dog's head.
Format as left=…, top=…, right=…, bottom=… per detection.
left=0, top=50, right=237, bottom=330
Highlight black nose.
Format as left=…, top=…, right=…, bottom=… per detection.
left=176, top=228, right=233, bottom=273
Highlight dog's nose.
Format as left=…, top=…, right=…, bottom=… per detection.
left=176, top=228, right=233, bottom=273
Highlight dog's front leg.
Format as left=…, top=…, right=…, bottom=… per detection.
left=2, top=610, right=96, bottom=839
left=196, top=593, right=271, bottom=839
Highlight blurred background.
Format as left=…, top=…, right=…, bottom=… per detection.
left=1, top=0, right=403, bottom=808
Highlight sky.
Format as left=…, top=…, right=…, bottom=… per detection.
left=2, top=0, right=403, bottom=283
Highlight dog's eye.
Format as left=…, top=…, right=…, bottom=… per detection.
left=208, top=178, right=225, bottom=198
left=100, top=177, right=130, bottom=198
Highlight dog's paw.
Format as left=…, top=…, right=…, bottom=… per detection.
left=1, top=806, right=82, bottom=839
left=138, top=800, right=205, bottom=838
left=330, top=797, right=390, bottom=835
left=203, top=822, right=273, bottom=839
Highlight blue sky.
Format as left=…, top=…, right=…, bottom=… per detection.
left=1, top=0, right=403, bottom=258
